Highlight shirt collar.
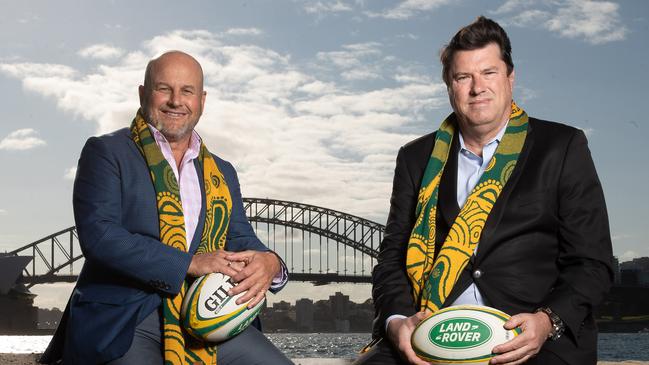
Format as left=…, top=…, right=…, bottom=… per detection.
left=147, top=124, right=202, bottom=160
left=458, top=120, right=509, bottom=153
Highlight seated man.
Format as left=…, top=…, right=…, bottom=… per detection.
left=357, top=16, right=613, bottom=365
left=40, top=51, right=292, bottom=365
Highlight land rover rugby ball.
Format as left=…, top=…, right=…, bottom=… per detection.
left=181, top=272, right=265, bottom=343
left=411, top=305, right=521, bottom=364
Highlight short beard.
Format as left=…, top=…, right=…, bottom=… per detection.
left=154, top=120, right=195, bottom=142
left=143, top=110, right=196, bottom=143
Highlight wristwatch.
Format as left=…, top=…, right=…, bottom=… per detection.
left=536, top=307, right=565, bottom=341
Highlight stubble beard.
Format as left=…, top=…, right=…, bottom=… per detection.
left=143, top=109, right=198, bottom=143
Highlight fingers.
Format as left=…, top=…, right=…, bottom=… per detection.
left=401, top=343, right=430, bottom=365
left=490, top=313, right=549, bottom=365
left=503, top=314, right=524, bottom=330
left=188, top=250, right=276, bottom=308
left=386, top=313, right=431, bottom=365
left=187, top=252, right=240, bottom=277
left=246, top=290, right=266, bottom=309
left=490, top=345, right=534, bottom=365
left=224, top=250, right=255, bottom=264
left=413, top=311, right=430, bottom=323
left=230, top=277, right=267, bottom=306
left=227, top=263, right=272, bottom=305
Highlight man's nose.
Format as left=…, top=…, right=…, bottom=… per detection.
left=470, top=76, right=485, bottom=95
left=168, top=91, right=182, bottom=107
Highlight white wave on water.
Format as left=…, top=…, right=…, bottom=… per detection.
left=0, top=336, right=52, bottom=353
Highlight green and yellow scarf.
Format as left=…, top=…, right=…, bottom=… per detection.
left=406, top=101, right=528, bottom=313
left=131, top=110, right=232, bottom=365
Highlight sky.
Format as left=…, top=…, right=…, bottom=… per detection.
left=0, top=0, right=648, bottom=309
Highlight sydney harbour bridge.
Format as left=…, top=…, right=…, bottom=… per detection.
left=6, top=198, right=384, bottom=289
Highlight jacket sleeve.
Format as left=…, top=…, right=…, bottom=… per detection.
left=73, top=137, right=193, bottom=295
left=372, top=147, right=419, bottom=336
left=543, top=129, right=614, bottom=338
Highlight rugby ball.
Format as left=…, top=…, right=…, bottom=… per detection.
left=181, top=272, right=265, bottom=343
left=411, top=305, right=521, bottom=364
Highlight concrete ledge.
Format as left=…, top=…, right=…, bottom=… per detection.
left=289, top=359, right=648, bottom=365
left=292, top=359, right=353, bottom=365
left=0, top=354, right=646, bottom=364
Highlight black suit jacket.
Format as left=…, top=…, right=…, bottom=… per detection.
left=371, top=117, right=613, bottom=364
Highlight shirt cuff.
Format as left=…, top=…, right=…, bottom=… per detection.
left=385, top=314, right=407, bottom=332
left=269, top=259, right=288, bottom=290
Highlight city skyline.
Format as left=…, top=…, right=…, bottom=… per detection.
left=1, top=0, right=648, bottom=309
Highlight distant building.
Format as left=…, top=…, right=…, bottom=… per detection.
left=0, top=254, right=39, bottom=334
left=612, top=256, right=621, bottom=285
left=295, top=298, right=314, bottom=332
left=329, top=291, right=350, bottom=320
left=620, top=256, right=649, bottom=286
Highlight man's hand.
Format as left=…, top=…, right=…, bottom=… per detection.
left=489, top=312, right=553, bottom=365
left=187, top=250, right=242, bottom=278
left=386, top=312, right=431, bottom=365
left=225, top=250, right=281, bottom=308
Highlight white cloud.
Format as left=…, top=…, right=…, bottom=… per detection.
left=0, top=30, right=448, bottom=220
left=225, top=28, right=263, bottom=36
left=490, top=0, right=537, bottom=15
left=546, top=0, right=627, bottom=44
left=0, top=63, right=76, bottom=78
left=316, top=42, right=387, bottom=81
left=494, top=0, right=628, bottom=44
left=317, top=42, right=382, bottom=68
left=619, top=250, right=641, bottom=262
left=64, top=167, right=77, bottom=180
left=367, top=0, right=452, bottom=20
left=397, top=33, right=420, bottom=40
left=0, top=129, right=46, bottom=151
left=78, top=44, right=125, bottom=60
left=341, top=68, right=381, bottom=81
left=303, top=0, right=353, bottom=14
left=508, top=9, right=552, bottom=27
left=0, top=209, right=7, bottom=216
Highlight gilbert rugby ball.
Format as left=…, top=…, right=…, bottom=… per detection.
left=181, top=272, right=265, bottom=343
left=411, top=305, right=521, bottom=364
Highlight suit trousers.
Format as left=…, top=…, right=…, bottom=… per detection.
left=106, top=310, right=292, bottom=365
left=351, top=338, right=568, bottom=365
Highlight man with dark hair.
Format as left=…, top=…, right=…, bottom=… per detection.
left=355, top=16, right=613, bottom=365
left=40, top=51, right=292, bottom=365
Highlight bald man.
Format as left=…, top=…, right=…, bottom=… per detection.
left=40, top=51, right=292, bottom=365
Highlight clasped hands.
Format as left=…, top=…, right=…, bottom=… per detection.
left=387, top=310, right=554, bottom=365
left=187, top=250, right=281, bottom=308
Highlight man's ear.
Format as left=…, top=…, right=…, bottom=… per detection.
left=138, top=85, right=145, bottom=107
left=508, top=69, right=515, bottom=90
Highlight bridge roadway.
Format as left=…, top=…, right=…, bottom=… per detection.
left=8, top=198, right=382, bottom=287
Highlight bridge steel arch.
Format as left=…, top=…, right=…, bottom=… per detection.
left=8, top=198, right=384, bottom=287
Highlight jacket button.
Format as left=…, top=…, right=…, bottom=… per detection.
left=473, top=269, right=483, bottom=279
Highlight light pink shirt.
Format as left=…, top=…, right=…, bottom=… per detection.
left=148, top=125, right=288, bottom=287
left=149, top=124, right=202, bottom=250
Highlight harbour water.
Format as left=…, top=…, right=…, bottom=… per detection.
left=1, top=333, right=648, bottom=361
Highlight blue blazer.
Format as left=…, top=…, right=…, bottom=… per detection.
left=41, top=128, right=282, bottom=364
